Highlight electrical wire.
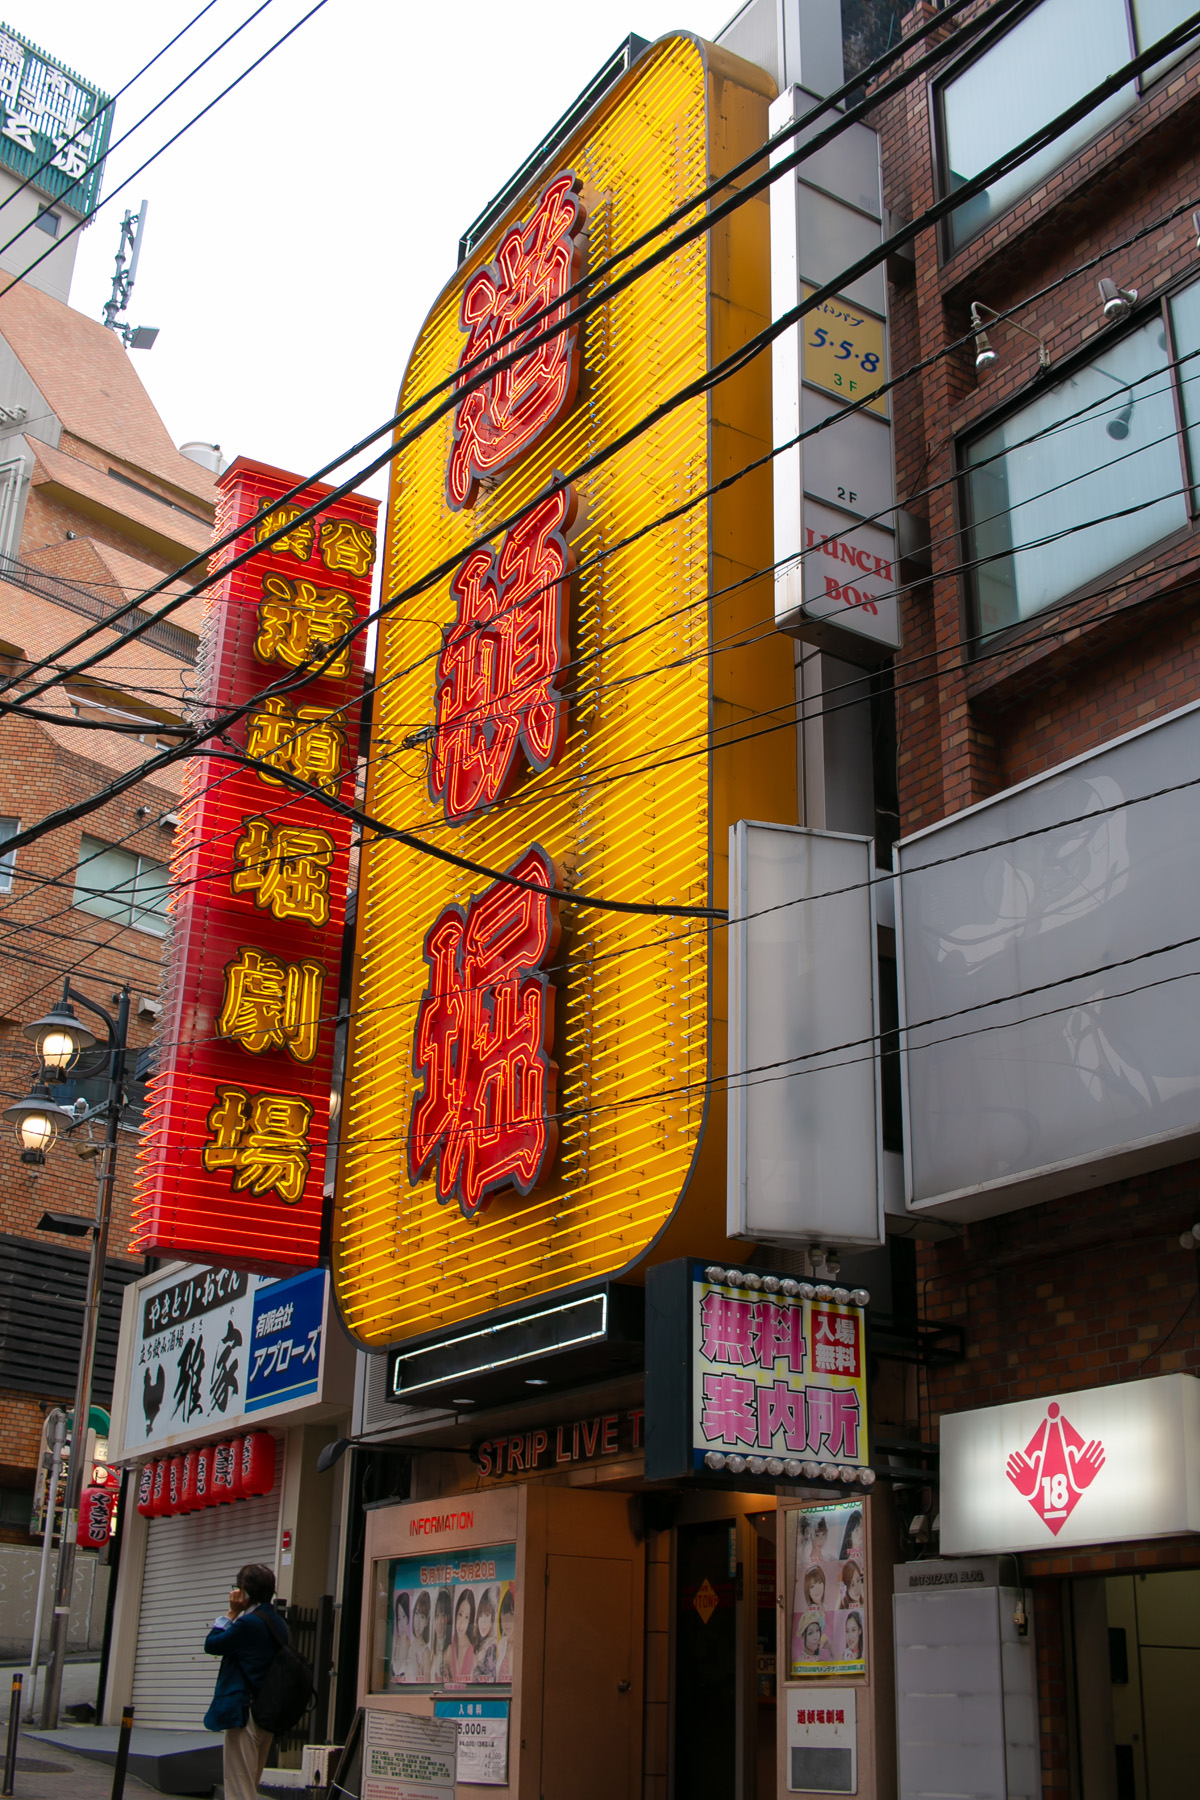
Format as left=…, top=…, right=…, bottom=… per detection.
left=0, top=0, right=222, bottom=221
left=0, top=0, right=1145, bottom=708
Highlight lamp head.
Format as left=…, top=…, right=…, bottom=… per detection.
left=1107, top=400, right=1134, bottom=440
left=22, top=1001, right=96, bottom=1080
left=3, top=1085, right=76, bottom=1164
left=1099, top=277, right=1138, bottom=323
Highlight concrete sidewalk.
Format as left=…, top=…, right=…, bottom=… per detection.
left=0, top=1722, right=162, bottom=1797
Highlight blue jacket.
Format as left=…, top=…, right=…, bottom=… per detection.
left=203, top=1605, right=288, bottom=1732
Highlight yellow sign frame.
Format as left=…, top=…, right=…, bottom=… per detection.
left=334, top=34, right=796, bottom=1347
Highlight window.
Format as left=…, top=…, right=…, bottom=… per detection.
left=937, top=0, right=1198, bottom=253
left=33, top=209, right=60, bottom=238
left=963, top=281, right=1200, bottom=639
left=0, top=816, right=18, bottom=894
left=73, top=835, right=170, bottom=936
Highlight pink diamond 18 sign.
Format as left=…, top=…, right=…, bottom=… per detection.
left=941, top=1374, right=1200, bottom=1556
left=643, top=1259, right=872, bottom=1485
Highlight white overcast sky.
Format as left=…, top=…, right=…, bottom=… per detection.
left=11, top=0, right=736, bottom=500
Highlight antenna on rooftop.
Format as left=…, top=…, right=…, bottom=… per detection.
left=101, top=200, right=159, bottom=351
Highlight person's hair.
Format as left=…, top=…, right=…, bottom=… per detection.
left=394, top=1590, right=411, bottom=1630
left=803, top=1620, right=822, bottom=1647
left=813, top=1517, right=828, bottom=1540
left=804, top=1567, right=825, bottom=1603
left=412, top=1590, right=431, bottom=1637
left=476, top=1585, right=498, bottom=1637
left=838, top=1511, right=863, bottom=1560
left=433, top=1588, right=453, bottom=1642
left=842, top=1559, right=863, bottom=1593
left=845, top=1609, right=863, bottom=1652
left=237, top=1563, right=275, bottom=1605
left=454, top=1586, right=476, bottom=1644
left=499, top=1588, right=515, bottom=1628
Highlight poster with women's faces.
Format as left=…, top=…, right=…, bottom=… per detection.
left=376, top=1543, right=518, bottom=1693
left=788, top=1501, right=867, bottom=1678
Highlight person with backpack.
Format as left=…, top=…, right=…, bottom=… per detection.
left=204, top=1561, right=309, bottom=1800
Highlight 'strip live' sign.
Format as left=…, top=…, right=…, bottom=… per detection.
left=134, top=458, right=377, bottom=1273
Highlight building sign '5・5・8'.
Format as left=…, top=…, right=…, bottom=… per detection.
left=335, top=34, right=797, bottom=1348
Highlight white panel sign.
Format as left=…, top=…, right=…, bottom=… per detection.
left=940, top=1373, right=1200, bottom=1556
left=770, top=85, right=901, bottom=656
left=363, top=1708, right=456, bottom=1800
left=896, top=699, right=1200, bottom=1218
left=787, top=1686, right=856, bottom=1794
left=728, top=821, right=882, bottom=1247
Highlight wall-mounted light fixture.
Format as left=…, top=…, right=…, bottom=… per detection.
left=1098, top=277, right=1138, bottom=322
left=970, top=301, right=1051, bottom=374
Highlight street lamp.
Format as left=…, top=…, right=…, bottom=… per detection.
left=2, top=1086, right=76, bottom=1164
left=4, top=979, right=130, bottom=1731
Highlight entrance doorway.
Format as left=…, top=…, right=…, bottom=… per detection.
left=673, top=1511, right=779, bottom=1800
left=1069, top=1569, right=1200, bottom=1799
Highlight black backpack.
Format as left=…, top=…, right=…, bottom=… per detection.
left=250, top=1609, right=315, bottom=1736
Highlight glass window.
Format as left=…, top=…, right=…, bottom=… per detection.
left=1132, top=0, right=1200, bottom=82
left=33, top=210, right=60, bottom=238
left=965, top=315, right=1186, bottom=638
left=1169, top=278, right=1200, bottom=500
left=0, top=816, right=18, bottom=893
left=73, top=835, right=171, bottom=936
left=940, top=0, right=1135, bottom=252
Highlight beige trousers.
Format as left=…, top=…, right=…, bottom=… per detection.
left=223, top=1715, right=273, bottom=1800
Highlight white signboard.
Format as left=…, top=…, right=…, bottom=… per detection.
left=940, top=1373, right=1200, bottom=1556
left=363, top=1708, right=456, bottom=1800
left=434, top=1699, right=508, bottom=1785
left=770, top=85, right=900, bottom=656
left=787, top=1686, right=856, bottom=1794
left=111, top=1261, right=330, bottom=1459
left=896, top=699, right=1200, bottom=1219
left=728, top=821, right=883, bottom=1248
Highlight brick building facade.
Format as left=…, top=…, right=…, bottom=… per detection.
left=875, top=3, right=1200, bottom=1795
left=0, top=278, right=215, bottom=1540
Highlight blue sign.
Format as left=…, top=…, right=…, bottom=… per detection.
left=246, top=1269, right=325, bottom=1411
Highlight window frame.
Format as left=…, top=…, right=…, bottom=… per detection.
left=931, top=0, right=1199, bottom=263
left=72, top=835, right=172, bottom=937
left=957, top=276, right=1200, bottom=653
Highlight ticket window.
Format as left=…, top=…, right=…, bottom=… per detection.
left=360, top=1483, right=643, bottom=1800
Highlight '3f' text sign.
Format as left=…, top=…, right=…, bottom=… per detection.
left=940, top=1373, right=1200, bottom=1555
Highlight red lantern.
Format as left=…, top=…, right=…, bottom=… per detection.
left=240, top=1432, right=276, bottom=1498
left=77, top=1486, right=115, bottom=1549
left=195, top=1442, right=214, bottom=1507
left=149, top=1459, right=170, bottom=1517
left=180, top=1450, right=199, bottom=1511
left=166, top=1455, right=185, bottom=1513
left=135, top=1463, right=155, bottom=1517
left=211, top=1439, right=240, bottom=1503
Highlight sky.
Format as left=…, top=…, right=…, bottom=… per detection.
left=9, top=0, right=737, bottom=502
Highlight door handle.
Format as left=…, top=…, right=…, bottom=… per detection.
left=617, top=1679, right=632, bottom=1693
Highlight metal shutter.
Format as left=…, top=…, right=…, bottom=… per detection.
left=129, top=1484, right=281, bottom=1728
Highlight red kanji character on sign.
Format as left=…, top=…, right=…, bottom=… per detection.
left=447, top=171, right=585, bottom=510
left=805, top=1386, right=862, bottom=1460
left=409, top=844, right=560, bottom=1220
left=700, top=1373, right=758, bottom=1447
left=701, top=1291, right=759, bottom=1366
left=758, top=1379, right=805, bottom=1450
left=756, top=1300, right=807, bottom=1372
left=431, top=486, right=575, bottom=822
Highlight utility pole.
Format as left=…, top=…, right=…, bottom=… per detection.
left=37, top=986, right=130, bottom=1731
left=101, top=201, right=159, bottom=351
